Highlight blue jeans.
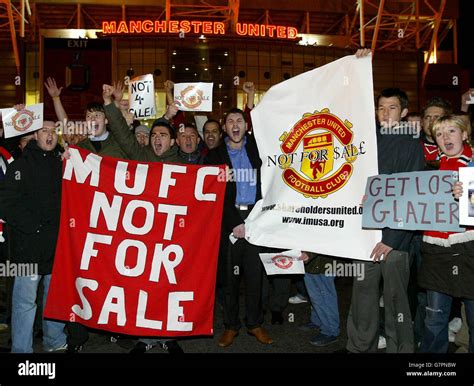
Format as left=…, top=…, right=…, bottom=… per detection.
left=304, top=273, right=339, bottom=337
left=11, top=274, right=66, bottom=353
left=421, top=290, right=474, bottom=353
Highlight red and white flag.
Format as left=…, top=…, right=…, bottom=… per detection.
left=44, top=147, right=226, bottom=337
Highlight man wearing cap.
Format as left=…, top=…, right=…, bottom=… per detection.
left=134, top=125, right=150, bottom=147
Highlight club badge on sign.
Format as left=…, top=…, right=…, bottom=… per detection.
left=277, top=109, right=361, bottom=198
left=174, top=83, right=213, bottom=112
left=244, top=54, right=381, bottom=261
left=12, top=109, right=35, bottom=132
left=259, top=250, right=305, bottom=275
left=0, top=103, right=44, bottom=139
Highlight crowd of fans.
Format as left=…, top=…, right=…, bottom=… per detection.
left=0, top=49, right=473, bottom=354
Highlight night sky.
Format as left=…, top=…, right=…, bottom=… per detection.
left=458, top=0, right=473, bottom=86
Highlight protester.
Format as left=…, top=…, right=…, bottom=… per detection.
left=103, top=83, right=185, bottom=354
left=203, top=119, right=222, bottom=151
left=406, top=112, right=422, bottom=136
left=134, top=125, right=150, bottom=147
left=0, top=143, right=14, bottom=332
left=6, top=48, right=468, bottom=358
left=420, top=115, right=474, bottom=353
left=205, top=107, right=272, bottom=348
left=420, top=97, right=453, bottom=168
left=176, top=123, right=203, bottom=164
left=346, top=77, right=425, bottom=353
left=1, top=113, right=67, bottom=353
left=44, top=77, right=87, bottom=146
left=103, top=84, right=184, bottom=164
left=45, top=79, right=131, bottom=352
left=301, top=253, right=340, bottom=346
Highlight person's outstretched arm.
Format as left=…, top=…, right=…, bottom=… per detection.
left=44, top=77, right=68, bottom=123
left=102, top=84, right=151, bottom=161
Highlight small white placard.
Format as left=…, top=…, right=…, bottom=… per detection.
left=0, top=103, right=44, bottom=139
left=174, top=82, right=213, bottom=112
left=259, top=250, right=305, bottom=275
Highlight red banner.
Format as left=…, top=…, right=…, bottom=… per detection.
left=44, top=147, right=226, bottom=337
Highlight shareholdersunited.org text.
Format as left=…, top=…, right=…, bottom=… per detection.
left=262, top=204, right=362, bottom=229
left=262, top=204, right=363, bottom=215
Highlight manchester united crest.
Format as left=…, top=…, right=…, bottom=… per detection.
left=11, top=109, right=35, bottom=132
left=275, top=108, right=363, bottom=198
left=179, top=85, right=205, bottom=110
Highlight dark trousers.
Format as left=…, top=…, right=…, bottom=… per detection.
left=0, top=229, right=13, bottom=326
left=222, top=237, right=263, bottom=331
left=347, top=250, right=414, bottom=353
left=67, top=322, right=89, bottom=347
left=0, top=271, right=13, bottom=327
left=262, top=274, right=291, bottom=313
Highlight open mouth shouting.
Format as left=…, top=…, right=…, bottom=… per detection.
left=153, top=140, right=163, bottom=155
left=443, top=142, right=454, bottom=152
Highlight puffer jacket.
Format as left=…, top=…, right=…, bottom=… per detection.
left=1, top=140, right=62, bottom=274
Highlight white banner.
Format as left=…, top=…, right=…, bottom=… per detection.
left=458, top=167, right=474, bottom=226
left=0, top=103, right=44, bottom=139
left=259, top=250, right=305, bottom=275
left=129, top=74, right=156, bottom=119
left=194, top=115, right=208, bottom=138
left=174, top=82, right=213, bottom=112
left=245, top=54, right=381, bottom=261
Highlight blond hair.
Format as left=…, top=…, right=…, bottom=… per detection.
left=431, top=115, right=470, bottom=145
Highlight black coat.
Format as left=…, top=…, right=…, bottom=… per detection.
left=376, top=127, right=425, bottom=252
left=1, top=140, right=62, bottom=274
left=205, top=134, right=262, bottom=234
left=419, top=240, right=474, bottom=299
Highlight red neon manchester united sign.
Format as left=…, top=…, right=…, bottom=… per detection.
left=102, top=20, right=298, bottom=39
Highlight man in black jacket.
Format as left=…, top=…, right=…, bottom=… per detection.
left=205, top=108, right=272, bottom=348
left=346, top=87, right=425, bottom=353
left=176, top=123, right=204, bottom=164
left=2, top=119, right=67, bottom=353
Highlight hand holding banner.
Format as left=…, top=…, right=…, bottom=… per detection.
left=174, top=82, right=213, bottom=112
left=0, top=103, right=44, bottom=138
left=244, top=54, right=380, bottom=261
left=194, top=115, right=208, bottom=138
left=44, top=147, right=226, bottom=337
